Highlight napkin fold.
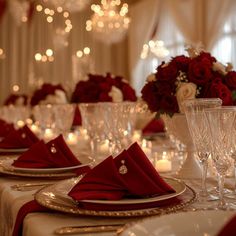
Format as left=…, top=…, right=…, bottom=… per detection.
left=142, top=118, right=165, bottom=134
left=0, top=125, right=39, bottom=149
left=12, top=134, right=82, bottom=168
left=217, top=215, right=236, bottom=236
left=0, top=119, right=15, bottom=138
left=68, top=142, right=175, bottom=202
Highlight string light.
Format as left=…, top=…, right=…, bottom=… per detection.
left=35, top=49, right=54, bottom=63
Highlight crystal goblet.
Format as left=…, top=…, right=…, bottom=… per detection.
left=205, top=106, right=236, bottom=209
left=182, top=98, right=222, bottom=202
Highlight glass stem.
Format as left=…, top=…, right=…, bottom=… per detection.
left=218, top=173, right=226, bottom=209
left=90, top=138, right=97, bottom=162
left=201, top=160, right=208, bottom=197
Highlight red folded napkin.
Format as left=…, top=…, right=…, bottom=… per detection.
left=217, top=215, right=236, bottom=236
left=0, top=125, right=39, bottom=149
left=72, top=106, right=82, bottom=126
left=0, top=119, right=15, bottom=138
left=142, top=118, right=165, bottom=134
left=68, top=142, right=175, bottom=202
left=12, top=134, right=82, bottom=168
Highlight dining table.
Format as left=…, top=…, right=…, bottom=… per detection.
left=0, top=137, right=235, bottom=236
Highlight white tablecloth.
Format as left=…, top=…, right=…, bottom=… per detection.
left=0, top=156, right=235, bottom=236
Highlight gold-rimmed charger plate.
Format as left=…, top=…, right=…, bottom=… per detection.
left=35, top=177, right=196, bottom=217
left=0, top=166, right=77, bottom=178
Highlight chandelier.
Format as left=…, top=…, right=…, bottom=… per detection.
left=140, top=40, right=169, bottom=59
left=86, top=0, right=130, bottom=44
left=49, top=0, right=91, bottom=12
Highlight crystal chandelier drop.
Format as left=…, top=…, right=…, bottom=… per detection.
left=49, top=0, right=91, bottom=13
left=86, top=0, right=130, bottom=44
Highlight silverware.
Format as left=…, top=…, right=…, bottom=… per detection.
left=11, top=182, right=54, bottom=191
left=54, top=224, right=125, bottom=235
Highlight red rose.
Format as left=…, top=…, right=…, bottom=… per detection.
left=197, top=52, right=216, bottom=64
left=171, top=55, right=191, bottom=72
left=141, top=82, right=160, bottom=112
left=30, top=83, right=65, bottom=106
left=225, top=71, right=236, bottom=90
left=188, top=59, right=213, bottom=85
left=71, top=81, right=101, bottom=103
left=156, top=61, right=178, bottom=82
left=119, top=83, right=137, bottom=101
left=205, top=80, right=233, bottom=105
left=4, top=94, right=28, bottom=106
left=159, top=94, right=179, bottom=114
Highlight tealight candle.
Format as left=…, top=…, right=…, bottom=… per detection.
left=66, top=132, right=78, bottom=146
left=17, top=120, right=25, bottom=128
left=154, top=151, right=172, bottom=172
left=99, top=140, right=110, bottom=154
left=44, top=128, right=54, bottom=140
left=30, top=124, right=40, bottom=134
left=155, top=159, right=172, bottom=172
left=132, top=130, right=141, bottom=142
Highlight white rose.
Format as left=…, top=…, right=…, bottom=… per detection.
left=176, top=82, right=197, bottom=113
left=39, top=90, right=68, bottom=105
left=213, top=62, right=227, bottom=75
left=108, top=86, right=123, bottom=102
left=146, top=74, right=156, bottom=82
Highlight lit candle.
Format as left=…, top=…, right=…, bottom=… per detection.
left=155, top=159, right=172, bottom=172
left=132, top=130, right=141, bottom=142
left=44, top=128, right=54, bottom=141
left=30, top=124, right=40, bottom=134
left=17, top=120, right=25, bottom=128
left=66, top=132, right=78, bottom=146
left=100, top=140, right=110, bottom=154
left=141, top=139, right=152, bottom=157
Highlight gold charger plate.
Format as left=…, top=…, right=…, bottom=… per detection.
left=35, top=177, right=197, bottom=217
left=0, top=166, right=76, bottom=178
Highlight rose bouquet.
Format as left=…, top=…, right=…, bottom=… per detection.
left=4, top=94, right=28, bottom=106
left=30, top=83, right=68, bottom=106
left=141, top=50, right=236, bottom=116
left=71, top=73, right=137, bottom=103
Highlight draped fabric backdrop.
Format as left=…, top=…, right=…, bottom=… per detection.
left=0, top=2, right=129, bottom=103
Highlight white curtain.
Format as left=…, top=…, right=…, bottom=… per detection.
left=128, top=0, right=160, bottom=92
left=166, top=0, right=235, bottom=50
left=0, top=4, right=129, bottom=103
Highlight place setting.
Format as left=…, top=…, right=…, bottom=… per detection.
left=0, top=133, right=92, bottom=178
left=34, top=142, right=196, bottom=219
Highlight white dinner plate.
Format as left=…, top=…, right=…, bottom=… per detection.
left=44, top=176, right=186, bottom=205
left=119, top=210, right=235, bottom=236
left=1, top=159, right=91, bottom=174
left=35, top=176, right=189, bottom=218
left=81, top=178, right=186, bottom=205
left=0, top=147, right=28, bottom=153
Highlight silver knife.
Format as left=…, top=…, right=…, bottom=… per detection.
left=54, top=223, right=125, bottom=235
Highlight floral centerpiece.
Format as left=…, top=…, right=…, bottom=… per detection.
left=71, top=73, right=137, bottom=103
left=4, top=94, right=28, bottom=106
left=141, top=49, right=236, bottom=116
left=30, top=83, right=68, bottom=106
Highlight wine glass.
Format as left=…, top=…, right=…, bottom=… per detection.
left=99, top=102, right=136, bottom=156
left=182, top=98, right=222, bottom=202
left=52, top=104, right=75, bottom=137
left=32, top=104, right=55, bottom=140
left=79, top=103, right=105, bottom=162
left=205, top=106, right=236, bottom=209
